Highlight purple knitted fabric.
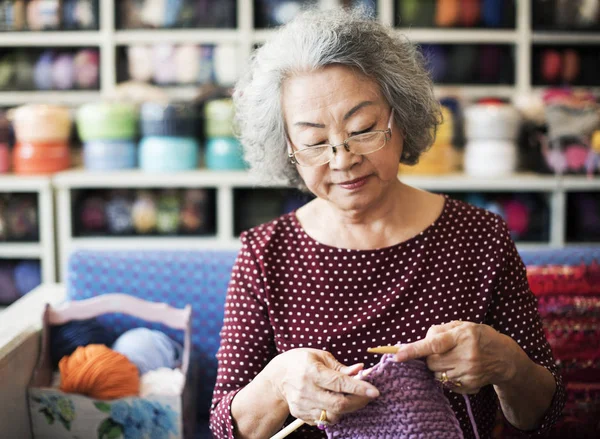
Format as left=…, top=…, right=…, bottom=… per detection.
left=326, top=353, right=466, bottom=439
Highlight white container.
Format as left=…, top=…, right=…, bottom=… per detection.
left=464, top=104, right=521, bottom=141
left=464, top=139, right=517, bottom=177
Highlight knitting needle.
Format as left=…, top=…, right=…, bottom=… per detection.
left=367, top=346, right=399, bottom=354
left=269, top=369, right=373, bottom=439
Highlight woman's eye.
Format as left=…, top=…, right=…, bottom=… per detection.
left=305, top=141, right=327, bottom=147
left=351, top=124, right=376, bottom=136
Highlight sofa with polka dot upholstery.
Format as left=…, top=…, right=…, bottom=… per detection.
left=65, top=246, right=600, bottom=438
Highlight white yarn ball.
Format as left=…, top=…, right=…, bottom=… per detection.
left=140, top=367, right=185, bottom=397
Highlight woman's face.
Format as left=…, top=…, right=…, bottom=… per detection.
left=282, top=65, right=403, bottom=213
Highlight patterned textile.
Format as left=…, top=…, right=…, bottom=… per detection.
left=326, top=354, right=468, bottom=439
left=66, top=249, right=238, bottom=417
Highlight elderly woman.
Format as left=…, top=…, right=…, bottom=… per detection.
left=210, top=7, right=564, bottom=439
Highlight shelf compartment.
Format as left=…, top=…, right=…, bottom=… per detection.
left=566, top=192, right=600, bottom=243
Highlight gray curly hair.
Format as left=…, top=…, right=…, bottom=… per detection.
left=233, top=6, right=441, bottom=189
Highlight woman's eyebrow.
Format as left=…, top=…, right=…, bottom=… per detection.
left=293, top=101, right=376, bottom=128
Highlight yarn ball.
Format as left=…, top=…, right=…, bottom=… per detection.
left=127, top=45, right=153, bottom=82
left=6, top=196, right=38, bottom=240
left=156, top=191, right=181, bottom=234
left=327, top=354, right=466, bottom=439
left=421, top=44, right=448, bottom=83
left=482, top=0, right=503, bottom=27
left=73, top=49, right=99, bottom=89
left=52, top=53, right=75, bottom=90
left=132, top=190, right=158, bottom=234
left=140, top=367, right=185, bottom=397
left=50, top=318, right=116, bottom=369
left=79, top=196, right=107, bottom=232
left=112, top=328, right=183, bottom=375
left=174, top=44, right=200, bottom=84
left=59, top=344, right=140, bottom=400
left=13, top=260, right=41, bottom=296
left=0, top=263, right=19, bottom=304
left=105, top=193, right=134, bottom=235
left=503, top=199, right=530, bottom=238
left=34, top=51, right=54, bottom=90
left=435, top=0, right=460, bottom=27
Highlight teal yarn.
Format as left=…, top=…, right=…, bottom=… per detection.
left=112, top=328, right=183, bottom=375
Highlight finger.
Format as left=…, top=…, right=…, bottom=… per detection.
left=427, top=320, right=463, bottom=337
left=340, top=363, right=364, bottom=376
left=316, top=391, right=374, bottom=418
left=425, top=353, right=457, bottom=372
left=395, top=331, right=457, bottom=362
left=316, top=364, right=380, bottom=398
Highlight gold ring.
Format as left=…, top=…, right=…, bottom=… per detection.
left=439, top=371, right=462, bottom=388
left=315, top=409, right=329, bottom=430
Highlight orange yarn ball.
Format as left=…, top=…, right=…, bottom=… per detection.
left=59, top=344, right=140, bottom=400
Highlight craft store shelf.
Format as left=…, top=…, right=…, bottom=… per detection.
left=396, top=29, right=518, bottom=44
left=0, top=243, right=43, bottom=259
left=0, top=175, right=55, bottom=285
left=531, top=32, right=600, bottom=44
left=0, top=91, right=101, bottom=107
left=114, top=29, right=241, bottom=45
left=0, top=31, right=102, bottom=47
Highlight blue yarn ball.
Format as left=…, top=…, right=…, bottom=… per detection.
left=112, top=328, right=183, bottom=375
left=13, top=260, right=41, bottom=296
left=50, top=318, right=115, bottom=369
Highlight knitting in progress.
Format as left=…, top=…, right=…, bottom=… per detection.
left=326, top=353, right=479, bottom=439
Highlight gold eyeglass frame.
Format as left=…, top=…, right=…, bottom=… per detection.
left=286, top=108, right=395, bottom=167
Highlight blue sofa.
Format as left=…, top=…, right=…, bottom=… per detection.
left=66, top=247, right=600, bottom=438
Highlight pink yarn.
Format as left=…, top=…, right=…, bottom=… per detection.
left=326, top=353, right=478, bottom=439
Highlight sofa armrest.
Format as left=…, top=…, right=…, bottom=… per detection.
left=0, top=284, right=66, bottom=439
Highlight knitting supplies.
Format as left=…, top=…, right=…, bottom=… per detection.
left=52, top=53, right=75, bottom=90
left=326, top=352, right=476, bottom=439
left=105, top=192, right=134, bottom=235
left=13, top=141, right=71, bottom=175
left=59, top=344, right=140, bottom=400
left=79, top=196, right=106, bottom=232
left=152, top=43, right=177, bottom=85
left=205, top=137, right=247, bottom=170
left=156, top=190, right=181, bottom=234
left=541, top=49, right=563, bottom=83
left=49, top=318, right=116, bottom=369
left=76, top=102, right=138, bottom=142
left=180, top=188, right=208, bottom=233
left=0, top=263, right=19, bottom=304
left=29, top=293, right=193, bottom=438
left=33, top=50, right=55, bottom=90
left=435, top=0, right=460, bottom=27
left=14, top=260, right=41, bottom=296
left=464, top=139, right=517, bottom=176
left=113, top=328, right=183, bottom=375
left=204, top=98, right=235, bottom=138
left=460, top=0, right=481, bottom=27
left=464, top=103, right=521, bottom=141
left=127, top=45, right=154, bottom=82
left=140, top=367, right=185, bottom=398
left=83, top=139, right=137, bottom=171
left=213, top=44, right=239, bottom=86
left=421, top=44, right=448, bottom=83
left=10, top=104, right=71, bottom=143
left=131, top=190, right=158, bottom=234
left=73, top=49, right=100, bottom=89
left=502, top=199, right=530, bottom=240
left=139, top=136, right=199, bottom=172
left=6, top=195, right=38, bottom=240
left=140, top=102, right=198, bottom=138
left=174, top=44, right=201, bottom=84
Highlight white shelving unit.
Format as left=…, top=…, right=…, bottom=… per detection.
left=0, top=0, right=586, bottom=106
left=0, top=175, right=56, bottom=285
left=52, top=169, right=600, bottom=278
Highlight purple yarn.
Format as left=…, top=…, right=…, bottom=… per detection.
left=13, top=260, right=41, bottom=296
left=0, top=264, right=18, bottom=304
left=326, top=353, right=475, bottom=439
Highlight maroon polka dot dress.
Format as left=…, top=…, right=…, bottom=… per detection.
left=210, top=197, right=565, bottom=438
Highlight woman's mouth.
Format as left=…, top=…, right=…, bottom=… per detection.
left=338, top=175, right=370, bottom=190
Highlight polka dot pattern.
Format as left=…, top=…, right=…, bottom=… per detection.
left=209, top=198, right=565, bottom=438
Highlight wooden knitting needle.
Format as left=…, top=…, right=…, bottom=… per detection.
left=269, top=369, right=373, bottom=439
left=367, top=346, right=399, bottom=354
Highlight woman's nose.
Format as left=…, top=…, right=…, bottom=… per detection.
left=329, top=142, right=361, bottom=170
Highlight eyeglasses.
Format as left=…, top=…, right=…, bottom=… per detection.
left=287, top=109, right=394, bottom=167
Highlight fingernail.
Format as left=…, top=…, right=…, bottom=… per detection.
left=395, top=348, right=407, bottom=362
left=366, top=388, right=380, bottom=398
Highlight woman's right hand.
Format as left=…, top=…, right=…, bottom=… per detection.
left=265, top=348, right=380, bottom=426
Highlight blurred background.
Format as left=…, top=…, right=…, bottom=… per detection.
left=0, top=0, right=598, bottom=307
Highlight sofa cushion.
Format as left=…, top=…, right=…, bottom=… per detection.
left=66, top=250, right=238, bottom=416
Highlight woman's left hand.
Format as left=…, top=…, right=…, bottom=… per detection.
left=394, top=321, right=521, bottom=395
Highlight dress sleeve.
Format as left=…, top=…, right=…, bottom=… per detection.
left=485, top=220, right=566, bottom=436
left=209, top=231, right=277, bottom=438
